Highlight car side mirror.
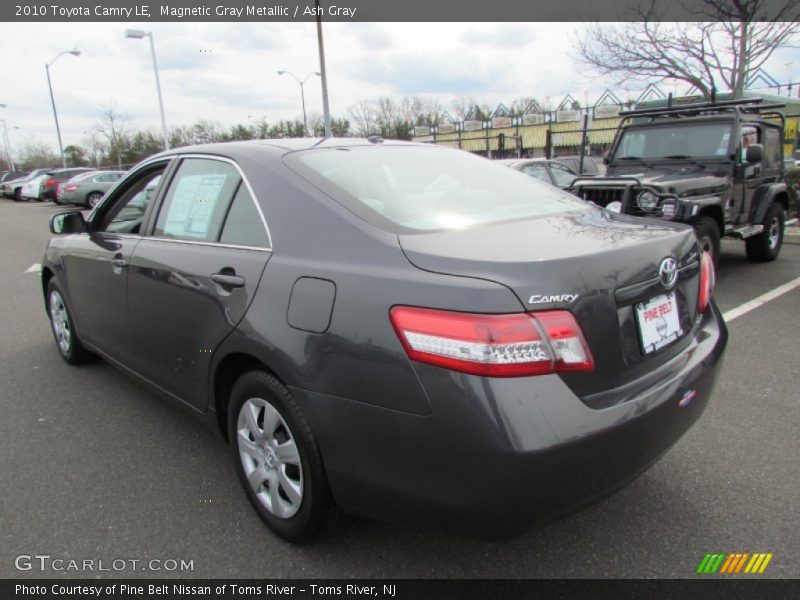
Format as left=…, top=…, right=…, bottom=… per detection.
left=50, top=211, right=86, bottom=234
left=745, top=144, right=763, bottom=164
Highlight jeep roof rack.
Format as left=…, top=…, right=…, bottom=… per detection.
left=620, top=97, right=787, bottom=119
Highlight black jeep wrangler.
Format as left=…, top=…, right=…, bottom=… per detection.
left=571, top=98, right=789, bottom=264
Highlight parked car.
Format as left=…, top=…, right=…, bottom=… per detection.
left=43, top=139, right=726, bottom=543
left=552, top=154, right=601, bottom=176
left=1, top=168, right=53, bottom=201
left=1, top=171, right=28, bottom=182
left=57, top=170, right=125, bottom=207
left=498, top=158, right=579, bottom=189
left=21, top=174, right=51, bottom=201
left=40, top=168, right=94, bottom=202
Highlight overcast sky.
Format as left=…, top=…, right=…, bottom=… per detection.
left=1, top=21, right=798, bottom=155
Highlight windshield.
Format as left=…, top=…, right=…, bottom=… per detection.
left=613, top=122, right=734, bottom=161
left=286, top=146, right=587, bottom=233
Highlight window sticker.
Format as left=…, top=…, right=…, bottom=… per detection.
left=163, top=174, right=227, bottom=238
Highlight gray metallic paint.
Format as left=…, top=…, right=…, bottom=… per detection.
left=42, top=139, right=728, bottom=538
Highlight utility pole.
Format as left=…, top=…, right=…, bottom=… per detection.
left=315, top=0, right=332, bottom=138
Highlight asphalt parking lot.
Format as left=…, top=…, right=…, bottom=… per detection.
left=0, top=199, right=798, bottom=579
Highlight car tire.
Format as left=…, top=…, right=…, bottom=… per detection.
left=228, top=370, right=339, bottom=544
left=691, top=216, right=721, bottom=267
left=46, top=280, right=95, bottom=365
left=86, top=192, right=103, bottom=209
left=746, top=202, right=784, bottom=262
left=13, top=187, right=24, bottom=202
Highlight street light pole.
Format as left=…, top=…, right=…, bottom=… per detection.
left=0, top=119, right=14, bottom=171
left=0, top=104, right=14, bottom=171
left=45, top=49, right=80, bottom=168
left=125, top=29, right=169, bottom=150
left=315, top=0, right=332, bottom=138
left=277, top=71, right=320, bottom=136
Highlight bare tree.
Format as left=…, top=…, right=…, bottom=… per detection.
left=81, top=132, right=106, bottom=168
left=94, top=101, right=133, bottom=168
left=575, top=0, right=800, bottom=99
left=348, top=100, right=379, bottom=136
left=451, top=96, right=480, bottom=120
left=17, top=140, right=60, bottom=170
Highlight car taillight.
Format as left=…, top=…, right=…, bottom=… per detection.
left=697, top=251, right=715, bottom=314
left=44, top=178, right=56, bottom=187
left=65, top=184, right=80, bottom=192
left=389, top=307, right=594, bottom=377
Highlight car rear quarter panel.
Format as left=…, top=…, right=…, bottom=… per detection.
left=212, top=149, right=525, bottom=416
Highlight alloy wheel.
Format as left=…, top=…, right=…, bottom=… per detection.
left=237, top=397, right=304, bottom=519
left=767, top=215, right=781, bottom=250
left=49, top=290, right=72, bottom=354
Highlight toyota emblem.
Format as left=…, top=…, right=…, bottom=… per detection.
left=659, top=257, right=678, bottom=289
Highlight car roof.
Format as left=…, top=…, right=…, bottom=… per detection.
left=144, top=137, right=429, bottom=162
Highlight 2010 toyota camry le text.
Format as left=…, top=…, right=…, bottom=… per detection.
left=41, top=139, right=727, bottom=543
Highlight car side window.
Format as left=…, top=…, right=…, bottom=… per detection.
left=153, top=159, right=240, bottom=242
left=219, top=183, right=269, bottom=248
left=549, top=163, right=577, bottom=187
left=101, top=172, right=163, bottom=234
left=522, top=163, right=551, bottom=183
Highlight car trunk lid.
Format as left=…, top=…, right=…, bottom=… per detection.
left=398, top=208, right=702, bottom=407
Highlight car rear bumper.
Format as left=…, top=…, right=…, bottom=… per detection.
left=291, top=301, right=727, bottom=538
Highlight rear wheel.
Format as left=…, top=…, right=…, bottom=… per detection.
left=746, top=203, right=784, bottom=262
left=691, top=216, right=721, bottom=267
left=13, top=187, right=24, bottom=202
left=46, top=280, right=95, bottom=364
left=228, top=370, right=338, bottom=544
left=86, top=192, right=103, bottom=208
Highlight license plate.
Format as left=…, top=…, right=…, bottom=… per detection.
left=635, top=292, right=683, bottom=354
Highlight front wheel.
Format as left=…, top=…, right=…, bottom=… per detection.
left=228, top=371, right=338, bottom=544
left=86, top=192, right=103, bottom=208
left=691, top=216, right=721, bottom=267
left=46, top=280, right=95, bottom=364
left=746, top=203, right=784, bottom=262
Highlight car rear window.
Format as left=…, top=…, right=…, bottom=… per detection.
left=285, top=146, right=587, bottom=233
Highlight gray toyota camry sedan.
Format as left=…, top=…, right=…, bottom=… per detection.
left=42, top=138, right=726, bottom=543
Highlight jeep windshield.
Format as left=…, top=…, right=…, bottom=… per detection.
left=612, top=122, right=734, bottom=162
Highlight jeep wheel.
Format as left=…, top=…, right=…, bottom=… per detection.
left=746, top=203, right=784, bottom=262
left=691, top=216, right=720, bottom=267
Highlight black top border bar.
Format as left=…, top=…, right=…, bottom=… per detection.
left=3, top=0, right=800, bottom=22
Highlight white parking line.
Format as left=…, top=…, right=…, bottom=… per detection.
left=24, top=263, right=41, bottom=274
left=722, top=276, right=800, bottom=323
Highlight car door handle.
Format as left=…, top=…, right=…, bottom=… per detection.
left=211, top=272, right=246, bottom=288
left=111, top=257, right=128, bottom=268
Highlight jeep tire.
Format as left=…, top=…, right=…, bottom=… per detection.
left=746, top=202, right=784, bottom=262
left=691, top=216, right=721, bottom=267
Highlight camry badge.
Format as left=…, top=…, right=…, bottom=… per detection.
left=659, top=257, right=678, bottom=289
left=528, top=293, right=580, bottom=304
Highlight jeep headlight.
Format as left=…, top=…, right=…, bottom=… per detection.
left=636, top=190, right=659, bottom=211
left=661, top=200, right=677, bottom=219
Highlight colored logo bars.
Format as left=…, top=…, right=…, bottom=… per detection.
left=696, top=552, right=774, bottom=574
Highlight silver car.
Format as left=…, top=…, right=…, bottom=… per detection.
left=56, top=170, right=126, bottom=207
